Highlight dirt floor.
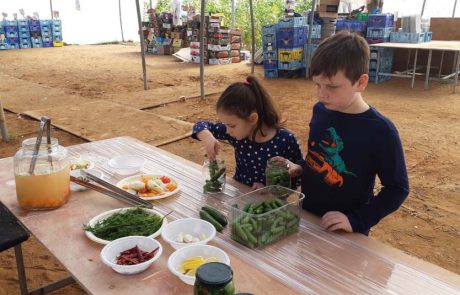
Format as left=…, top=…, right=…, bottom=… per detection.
left=0, top=44, right=459, bottom=294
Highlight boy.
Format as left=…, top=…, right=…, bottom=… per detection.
left=287, top=31, right=409, bottom=235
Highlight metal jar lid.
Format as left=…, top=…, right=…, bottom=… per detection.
left=195, top=262, right=233, bottom=287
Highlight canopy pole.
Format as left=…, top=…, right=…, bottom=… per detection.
left=306, top=0, right=318, bottom=78
left=231, top=0, right=235, bottom=28
left=421, top=0, right=427, bottom=16
left=249, top=0, right=255, bottom=74
left=200, top=0, right=206, bottom=99
left=453, top=0, right=458, bottom=17
left=119, top=0, right=125, bottom=42
left=50, top=0, right=54, bottom=19
left=135, top=0, right=148, bottom=90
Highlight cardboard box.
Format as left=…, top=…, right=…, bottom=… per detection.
left=159, top=45, right=171, bottom=55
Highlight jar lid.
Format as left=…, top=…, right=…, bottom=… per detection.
left=195, top=262, right=233, bottom=287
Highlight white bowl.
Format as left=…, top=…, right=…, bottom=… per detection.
left=108, top=155, right=145, bottom=175
left=161, top=218, right=216, bottom=250
left=100, top=236, right=163, bottom=275
left=167, top=244, right=230, bottom=285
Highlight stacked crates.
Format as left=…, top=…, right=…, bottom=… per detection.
left=52, top=19, right=63, bottom=46
left=366, top=13, right=394, bottom=44
left=29, top=19, right=42, bottom=48
left=40, top=20, right=53, bottom=47
left=262, top=24, right=278, bottom=78
left=230, top=29, right=242, bottom=63
left=18, top=20, right=31, bottom=48
left=0, top=22, right=6, bottom=50
left=369, top=47, right=393, bottom=83
left=3, top=20, right=20, bottom=50
left=207, top=16, right=231, bottom=65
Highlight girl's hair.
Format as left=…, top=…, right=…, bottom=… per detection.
left=216, top=75, right=281, bottom=141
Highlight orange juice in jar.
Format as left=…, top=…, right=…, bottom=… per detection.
left=14, top=137, right=70, bottom=210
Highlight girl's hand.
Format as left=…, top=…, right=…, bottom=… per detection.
left=251, top=182, right=265, bottom=190
left=198, top=130, right=220, bottom=160
left=320, top=211, right=353, bottom=233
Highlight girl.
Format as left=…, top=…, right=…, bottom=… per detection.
left=192, top=75, right=303, bottom=190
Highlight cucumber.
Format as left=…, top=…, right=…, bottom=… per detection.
left=202, top=206, right=228, bottom=226
left=199, top=210, right=224, bottom=232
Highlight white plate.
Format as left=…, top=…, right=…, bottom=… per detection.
left=84, top=207, right=168, bottom=245
left=116, top=174, right=180, bottom=200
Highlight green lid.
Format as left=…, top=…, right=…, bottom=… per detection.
left=196, top=262, right=233, bottom=287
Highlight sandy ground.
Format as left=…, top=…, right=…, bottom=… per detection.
left=0, top=44, right=459, bottom=294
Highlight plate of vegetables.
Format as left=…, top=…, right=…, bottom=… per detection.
left=84, top=207, right=168, bottom=245
left=116, top=174, right=179, bottom=200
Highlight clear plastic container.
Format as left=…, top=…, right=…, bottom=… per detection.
left=229, top=186, right=304, bottom=248
left=14, top=137, right=70, bottom=210
left=202, top=157, right=226, bottom=193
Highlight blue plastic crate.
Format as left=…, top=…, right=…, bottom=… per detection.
left=368, top=14, right=394, bottom=28
left=262, top=24, right=277, bottom=36
left=18, top=25, right=29, bottom=32
left=31, top=36, right=42, bottom=43
left=52, top=20, right=62, bottom=26
left=18, top=20, right=28, bottom=27
left=19, top=37, right=30, bottom=44
left=424, top=32, right=432, bottom=42
left=390, top=32, right=425, bottom=43
left=366, top=37, right=389, bottom=44
left=264, top=69, right=278, bottom=78
left=19, top=31, right=30, bottom=38
left=263, top=42, right=277, bottom=52
left=4, top=26, right=18, bottom=33
left=264, top=59, right=278, bottom=70
left=20, top=43, right=31, bottom=49
left=42, top=42, right=53, bottom=47
left=42, top=36, right=52, bottom=42
left=2, top=20, right=18, bottom=26
left=0, top=43, right=8, bottom=50
left=28, top=20, right=40, bottom=26
left=278, top=17, right=308, bottom=28
left=5, top=31, right=18, bottom=39
left=277, top=26, right=307, bottom=48
left=278, top=59, right=304, bottom=70
left=7, top=43, right=19, bottom=49
left=29, top=25, right=41, bottom=32
left=370, top=47, right=394, bottom=59
left=263, top=50, right=277, bottom=60
left=40, top=20, right=52, bottom=26
left=32, top=42, right=42, bottom=48
left=41, top=26, right=51, bottom=32
left=41, top=31, right=51, bottom=38
left=6, top=37, right=19, bottom=44
left=367, top=27, right=393, bottom=39
left=263, top=33, right=276, bottom=44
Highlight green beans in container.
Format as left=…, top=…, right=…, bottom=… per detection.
left=203, top=157, right=226, bottom=193
left=265, top=158, right=291, bottom=197
left=229, top=186, right=305, bottom=248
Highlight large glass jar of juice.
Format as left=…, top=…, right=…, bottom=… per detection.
left=14, top=137, right=70, bottom=210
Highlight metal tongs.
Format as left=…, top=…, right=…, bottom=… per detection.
left=29, top=116, right=53, bottom=174
left=70, top=170, right=153, bottom=208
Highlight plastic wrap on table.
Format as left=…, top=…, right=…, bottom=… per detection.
left=70, top=138, right=460, bottom=295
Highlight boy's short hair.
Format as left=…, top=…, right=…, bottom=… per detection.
left=310, top=31, right=370, bottom=84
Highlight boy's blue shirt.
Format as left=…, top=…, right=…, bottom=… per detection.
left=299, top=102, right=409, bottom=234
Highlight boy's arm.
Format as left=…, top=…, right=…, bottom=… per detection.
left=346, top=131, right=409, bottom=234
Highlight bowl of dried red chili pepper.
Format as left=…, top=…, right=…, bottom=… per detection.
left=100, top=236, right=163, bottom=275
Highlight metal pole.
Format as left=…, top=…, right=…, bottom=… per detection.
left=50, top=0, right=54, bottom=19
left=135, top=0, right=148, bottom=90
left=200, top=0, right=205, bottom=99
left=421, top=0, right=426, bottom=16
left=119, top=0, right=125, bottom=42
left=249, top=0, right=255, bottom=74
left=231, top=0, right=235, bottom=29
left=306, top=0, right=318, bottom=78
left=150, top=0, right=153, bottom=9
left=453, top=0, right=458, bottom=17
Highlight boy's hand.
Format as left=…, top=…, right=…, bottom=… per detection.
left=251, top=182, right=265, bottom=191
left=271, top=157, right=303, bottom=177
left=320, top=211, right=352, bottom=233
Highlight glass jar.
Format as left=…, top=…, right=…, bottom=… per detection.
left=203, top=157, right=226, bottom=193
left=14, top=137, right=70, bottom=210
left=194, top=262, right=235, bottom=295
left=265, top=158, right=291, bottom=197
